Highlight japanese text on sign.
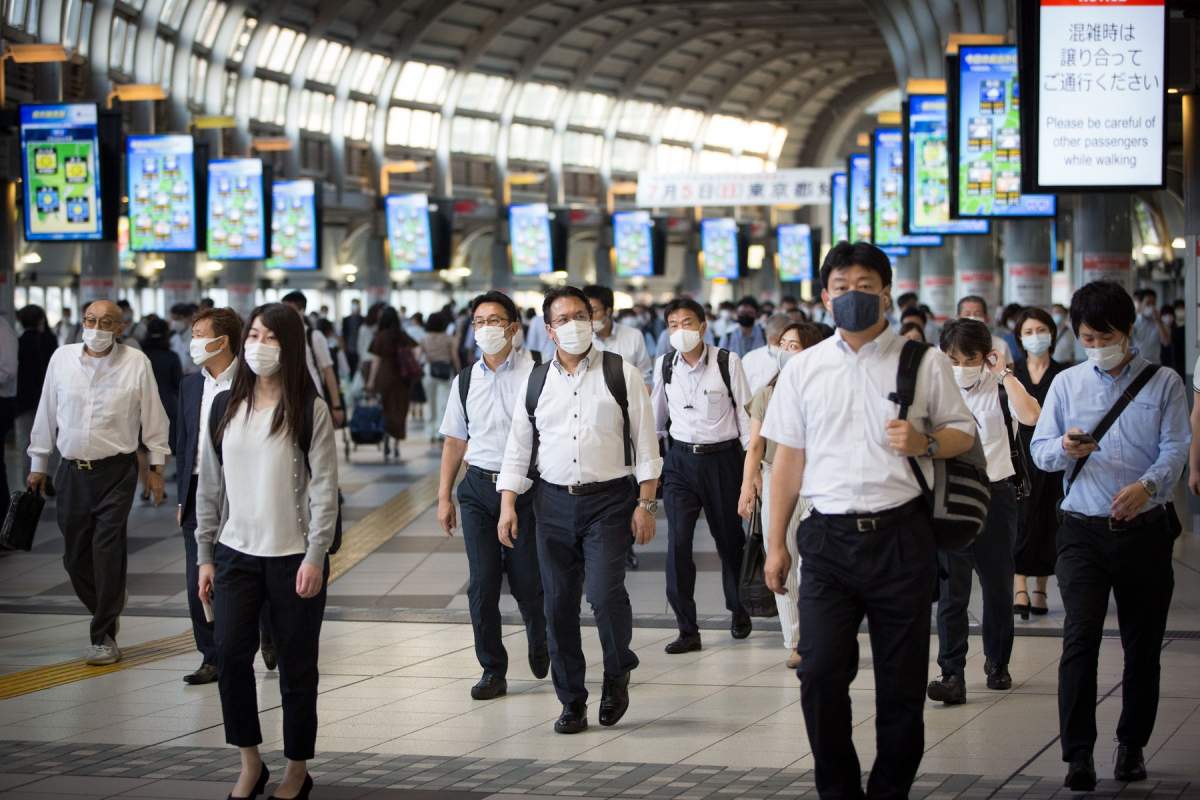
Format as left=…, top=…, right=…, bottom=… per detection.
left=636, top=169, right=834, bottom=208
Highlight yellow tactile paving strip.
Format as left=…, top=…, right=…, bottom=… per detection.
left=0, top=471, right=441, bottom=701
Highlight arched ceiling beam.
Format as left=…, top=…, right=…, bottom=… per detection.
left=704, top=53, right=825, bottom=116
left=860, top=0, right=910, bottom=86
left=797, top=72, right=898, bottom=166
left=956, top=0, right=983, bottom=34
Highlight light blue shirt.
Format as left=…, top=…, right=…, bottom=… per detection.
left=1030, top=353, right=1189, bottom=517
left=719, top=325, right=766, bottom=358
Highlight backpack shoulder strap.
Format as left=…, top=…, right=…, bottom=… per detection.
left=301, top=393, right=315, bottom=458
left=717, top=348, right=735, bottom=408
left=524, top=361, right=552, bottom=477
left=1065, top=364, right=1161, bottom=491
left=601, top=351, right=633, bottom=467
left=661, top=348, right=675, bottom=385
left=530, top=349, right=543, bottom=366
left=889, top=339, right=930, bottom=421
left=457, top=363, right=473, bottom=434
left=208, top=390, right=232, bottom=464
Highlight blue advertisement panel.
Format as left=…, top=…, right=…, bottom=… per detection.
left=385, top=194, right=434, bottom=273
left=830, top=171, right=849, bottom=245
left=269, top=179, right=318, bottom=270
left=509, top=203, right=553, bottom=276
left=872, top=128, right=944, bottom=248
left=206, top=158, right=266, bottom=260
left=777, top=224, right=813, bottom=282
left=701, top=218, right=739, bottom=280
left=847, top=154, right=871, bottom=243
left=906, top=95, right=990, bottom=236
left=127, top=135, right=196, bottom=252
left=19, top=103, right=103, bottom=241
left=613, top=211, right=653, bottom=278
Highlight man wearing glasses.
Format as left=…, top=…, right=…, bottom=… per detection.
left=437, top=291, right=549, bottom=702
left=27, top=300, right=171, bottom=665
left=498, top=286, right=662, bottom=734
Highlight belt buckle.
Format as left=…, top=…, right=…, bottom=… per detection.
left=1108, top=516, right=1128, bottom=532
left=691, top=444, right=703, bottom=454
left=856, top=516, right=879, bottom=533
left=568, top=484, right=583, bottom=496
left=489, top=472, right=499, bottom=483
left=76, top=459, right=93, bottom=471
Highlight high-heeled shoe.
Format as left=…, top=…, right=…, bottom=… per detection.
left=1013, top=589, right=1030, bottom=620
left=227, top=763, right=269, bottom=800
left=268, top=773, right=312, bottom=800
left=1030, top=590, right=1049, bottom=616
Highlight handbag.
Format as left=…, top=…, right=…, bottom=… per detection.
left=738, top=501, right=779, bottom=618
left=395, top=346, right=423, bottom=382
left=1, top=489, right=46, bottom=552
left=429, top=360, right=454, bottom=380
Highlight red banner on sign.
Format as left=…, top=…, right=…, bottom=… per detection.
left=1040, top=0, right=1163, bottom=6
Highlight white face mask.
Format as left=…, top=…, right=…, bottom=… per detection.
left=591, top=316, right=610, bottom=334
left=952, top=364, right=983, bottom=389
left=475, top=325, right=510, bottom=356
left=243, top=341, right=282, bottom=376
left=82, top=328, right=114, bottom=352
left=669, top=328, right=703, bottom=353
left=1021, top=332, right=1052, bottom=355
left=190, top=336, right=222, bottom=366
left=1051, top=312, right=1066, bottom=327
left=1086, top=341, right=1127, bottom=372
left=554, top=320, right=593, bottom=355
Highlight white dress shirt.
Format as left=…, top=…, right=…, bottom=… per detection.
left=27, top=343, right=171, bottom=472
left=652, top=344, right=752, bottom=449
left=761, top=326, right=974, bottom=514
left=740, top=345, right=779, bottom=397
left=304, top=328, right=334, bottom=395
left=440, top=347, right=535, bottom=472
left=959, top=376, right=1016, bottom=482
left=195, top=358, right=239, bottom=475
left=171, top=329, right=197, bottom=375
left=498, top=347, right=662, bottom=494
left=594, top=321, right=653, bottom=386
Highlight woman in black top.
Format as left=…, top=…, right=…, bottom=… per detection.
left=1012, top=307, right=1068, bottom=618
left=142, top=317, right=183, bottom=457
left=14, top=305, right=58, bottom=480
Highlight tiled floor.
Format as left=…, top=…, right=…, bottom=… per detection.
left=1, top=424, right=1199, bottom=798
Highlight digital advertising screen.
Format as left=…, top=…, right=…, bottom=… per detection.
left=269, top=179, right=318, bottom=270
left=613, top=210, right=653, bottom=278
left=847, top=154, right=872, bottom=243
left=871, top=128, right=944, bottom=248
left=206, top=158, right=266, bottom=260
left=19, top=103, right=104, bottom=241
left=830, top=171, right=849, bottom=245
left=777, top=223, right=814, bottom=283
left=385, top=194, right=433, bottom=273
left=509, top=203, right=553, bottom=276
left=126, top=134, right=196, bottom=252
left=701, top=218, right=740, bottom=280
left=954, top=45, right=1055, bottom=218
left=905, top=95, right=990, bottom=236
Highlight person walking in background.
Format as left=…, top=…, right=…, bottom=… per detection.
left=281, top=292, right=346, bottom=430
left=585, top=284, right=653, bottom=387
left=342, top=298, right=364, bottom=375
left=14, top=305, right=59, bottom=489
left=719, top=297, right=767, bottom=358
left=169, top=303, right=197, bottom=375
left=420, top=311, right=461, bottom=441
left=1132, top=288, right=1169, bottom=367
left=0, top=311, right=16, bottom=522
left=56, top=306, right=80, bottom=347
left=367, top=307, right=421, bottom=460
left=741, top=314, right=793, bottom=396
left=142, top=318, right=183, bottom=469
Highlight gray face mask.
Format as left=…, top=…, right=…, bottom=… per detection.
left=831, top=291, right=881, bottom=332
left=777, top=349, right=799, bottom=370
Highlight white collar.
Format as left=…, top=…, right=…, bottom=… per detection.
left=205, top=357, right=239, bottom=385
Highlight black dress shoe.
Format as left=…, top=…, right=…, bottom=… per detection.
left=227, top=762, right=269, bottom=800
left=1114, top=744, right=1147, bottom=782
left=470, top=673, right=508, bottom=700
left=261, top=646, right=277, bottom=671
left=183, top=663, right=218, bottom=685
left=268, top=772, right=312, bottom=800
left=554, top=702, right=588, bottom=734
left=926, top=673, right=966, bottom=705
left=1064, top=753, right=1097, bottom=791
left=664, top=633, right=702, bottom=654
left=529, top=643, right=550, bottom=680
left=599, top=672, right=630, bottom=727
left=984, top=659, right=1012, bottom=690
left=731, top=610, right=752, bottom=640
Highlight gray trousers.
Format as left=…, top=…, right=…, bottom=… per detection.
left=55, top=453, right=138, bottom=644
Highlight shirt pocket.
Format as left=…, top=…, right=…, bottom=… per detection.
left=704, top=390, right=729, bottom=422
left=56, top=384, right=87, bottom=429
left=1124, top=399, right=1160, bottom=432
left=587, top=398, right=622, bottom=431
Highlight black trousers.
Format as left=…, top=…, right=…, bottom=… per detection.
left=1056, top=513, right=1174, bottom=761
left=663, top=445, right=745, bottom=635
left=796, top=507, right=938, bottom=800
left=533, top=479, right=639, bottom=706
left=0, top=398, right=13, bottom=524
left=935, top=481, right=1016, bottom=676
left=213, top=543, right=328, bottom=760
left=181, top=478, right=217, bottom=665
left=54, top=452, right=137, bottom=645
left=457, top=467, right=546, bottom=677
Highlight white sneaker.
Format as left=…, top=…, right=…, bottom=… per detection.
left=85, top=636, right=121, bottom=666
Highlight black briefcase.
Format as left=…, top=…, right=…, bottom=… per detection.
left=739, top=502, right=779, bottom=619
left=1, top=489, right=45, bottom=552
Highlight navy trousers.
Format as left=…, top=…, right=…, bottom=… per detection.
left=181, top=478, right=217, bottom=665
left=457, top=466, right=546, bottom=677
left=663, top=445, right=745, bottom=635
left=533, top=479, right=639, bottom=706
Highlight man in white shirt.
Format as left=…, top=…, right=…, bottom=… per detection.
left=27, top=299, right=171, bottom=666
left=498, top=286, right=662, bottom=735
left=741, top=314, right=791, bottom=396
left=584, top=285, right=652, bottom=387
left=438, top=291, right=548, bottom=702
left=957, top=295, right=1013, bottom=366
left=1132, top=288, right=1169, bottom=366
left=56, top=306, right=80, bottom=347
left=652, top=298, right=754, bottom=653
left=282, top=291, right=345, bottom=428
left=174, top=307, right=242, bottom=686
left=761, top=243, right=975, bottom=800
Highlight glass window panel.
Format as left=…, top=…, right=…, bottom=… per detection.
left=515, top=82, right=560, bottom=120
left=189, top=54, right=208, bottom=104
left=569, top=91, right=612, bottom=129
left=509, top=123, right=551, bottom=162
left=698, top=149, right=739, bottom=173
left=768, top=128, right=788, bottom=163
left=738, top=155, right=766, bottom=173
left=197, top=0, right=227, bottom=48
left=300, top=90, right=334, bottom=133
left=458, top=72, right=511, bottom=113
left=353, top=52, right=390, bottom=95
left=451, top=116, right=497, bottom=155
left=617, top=100, right=658, bottom=136
left=656, top=144, right=693, bottom=173
left=662, top=107, right=703, bottom=141
left=347, top=100, right=375, bottom=141
left=563, top=131, right=603, bottom=167
left=388, top=107, right=440, bottom=148
left=122, top=21, right=136, bottom=74
left=394, top=61, right=426, bottom=101
left=221, top=69, right=238, bottom=115
left=152, top=37, right=174, bottom=91
left=416, top=63, right=451, bottom=104
left=78, top=0, right=93, bottom=57
left=109, top=15, right=127, bottom=71
left=63, top=0, right=85, bottom=50
left=309, top=39, right=349, bottom=85
left=386, top=106, right=410, bottom=145
left=229, top=16, right=257, bottom=63
left=612, top=137, right=645, bottom=173
left=256, top=24, right=279, bottom=67
left=743, top=121, right=775, bottom=154
left=704, top=114, right=745, bottom=149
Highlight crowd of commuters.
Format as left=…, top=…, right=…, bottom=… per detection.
left=0, top=239, right=1193, bottom=799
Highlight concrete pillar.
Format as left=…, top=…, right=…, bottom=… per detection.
left=224, top=262, right=257, bottom=317
left=1072, top=193, right=1134, bottom=294
left=594, top=240, right=613, bottom=289
left=682, top=230, right=702, bottom=298
left=919, top=246, right=955, bottom=321
left=892, top=253, right=920, bottom=297
left=954, top=235, right=1000, bottom=312
left=364, top=232, right=390, bottom=307
left=1001, top=219, right=1053, bottom=308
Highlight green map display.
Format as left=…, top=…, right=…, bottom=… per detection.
left=19, top=103, right=103, bottom=241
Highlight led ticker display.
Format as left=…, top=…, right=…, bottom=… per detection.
left=509, top=203, right=553, bottom=276
left=206, top=158, right=267, bottom=260
left=872, top=128, right=943, bottom=248
left=954, top=45, right=1055, bottom=218
left=19, top=103, right=104, bottom=241
left=701, top=218, right=740, bottom=280
left=905, top=95, right=990, bottom=236
left=127, top=134, right=196, bottom=252
left=830, top=171, right=849, bottom=245
left=777, top=224, right=814, bottom=283
left=613, top=211, right=653, bottom=278
left=269, top=179, right=318, bottom=270
left=385, top=194, right=433, bottom=273
left=847, top=154, right=871, bottom=243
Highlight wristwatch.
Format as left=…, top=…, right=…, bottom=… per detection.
left=923, top=434, right=939, bottom=457
left=150, top=465, right=164, bottom=475
left=638, top=499, right=659, bottom=515
left=997, top=367, right=1013, bottom=382
left=1140, top=478, right=1158, bottom=497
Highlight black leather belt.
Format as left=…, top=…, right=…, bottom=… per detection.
left=811, top=498, right=926, bottom=533
left=68, top=452, right=136, bottom=471
left=467, top=465, right=500, bottom=483
left=543, top=476, right=633, bottom=496
left=671, top=439, right=739, bottom=455
left=1065, top=505, right=1166, bottom=532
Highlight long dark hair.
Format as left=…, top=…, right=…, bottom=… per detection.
left=215, top=303, right=313, bottom=447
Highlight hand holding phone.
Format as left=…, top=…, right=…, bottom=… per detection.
left=1063, top=427, right=1100, bottom=458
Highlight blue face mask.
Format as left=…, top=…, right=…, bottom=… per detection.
left=831, top=290, right=881, bottom=333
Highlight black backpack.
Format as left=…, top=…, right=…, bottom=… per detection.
left=457, top=349, right=542, bottom=433
left=208, top=390, right=344, bottom=554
